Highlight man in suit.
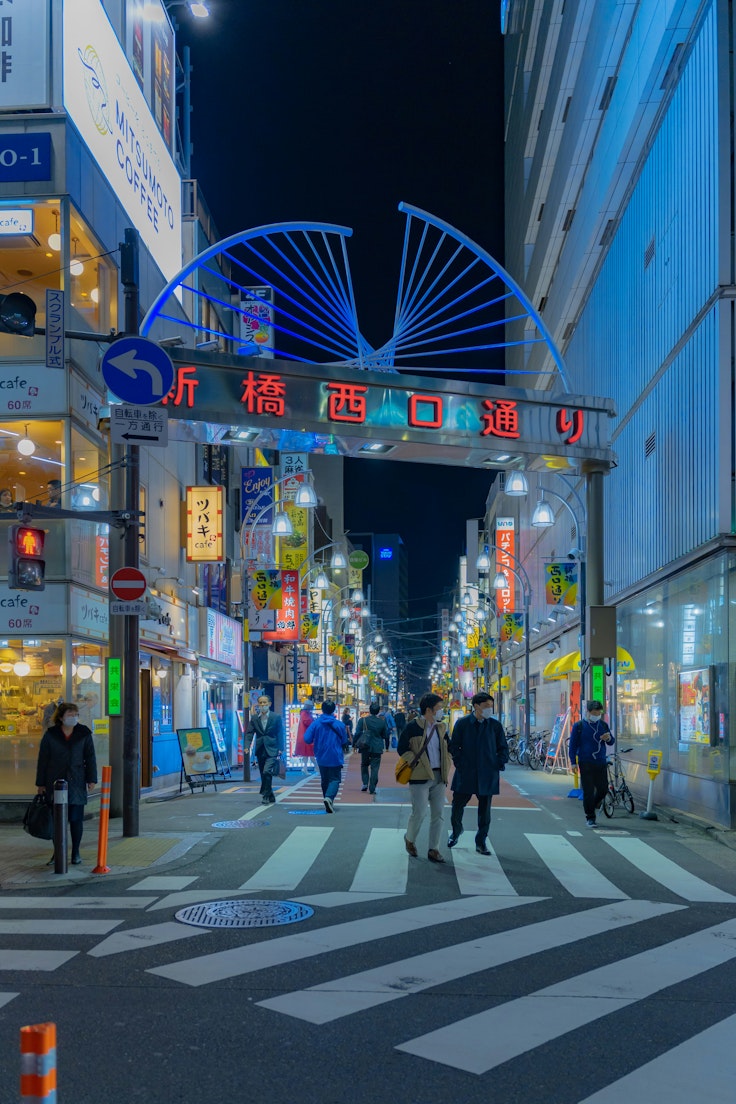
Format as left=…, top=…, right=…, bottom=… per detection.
left=246, top=694, right=284, bottom=804
left=448, top=691, right=509, bottom=855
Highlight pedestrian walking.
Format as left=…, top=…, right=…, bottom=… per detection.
left=35, top=701, right=97, bottom=865
left=448, top=691, right=509, bottom=855
left=568, top=700, right=614, bottom=827
left=354, top=701, right=388, bottom=794
left=294, top=698, right=316, bottom=771
left=341, top=708, right=354, bottom=748
left=398, top=692, right=452, bottom=863
left=246, top=694, right=284, bottom=804
left=303, top=700, right=349, bottom=812
left=381, top=706, right=398, bottom=748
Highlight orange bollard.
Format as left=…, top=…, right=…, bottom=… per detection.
left=20, top=1021, right=57, bottom=1102
left=92, top=764, right=112, bottom=874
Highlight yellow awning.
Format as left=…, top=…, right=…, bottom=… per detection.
left=543, top=647, right=636, bottom=679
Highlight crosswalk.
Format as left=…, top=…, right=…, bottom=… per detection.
left=3, top=831, right=736, bottom=1098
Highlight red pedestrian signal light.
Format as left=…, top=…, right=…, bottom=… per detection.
left=9, top=524, right=46, bottom=590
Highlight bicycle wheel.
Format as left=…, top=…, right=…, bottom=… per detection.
left=507, top=740, right=519, bottom=765
left=526, top=747, right=539, bottom=770
left=622, top=786, right=635, bottom=814
left=602, top=789, right=615, bottom=818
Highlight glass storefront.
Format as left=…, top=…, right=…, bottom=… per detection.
left=0, top=638, right=64, bottom=796
left=616, top=552, right=732, bottom=794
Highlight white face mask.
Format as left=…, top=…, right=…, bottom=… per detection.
left=588, top=713, right=602, bottom=722
left=434, top=709, right=445, bottom=723
left=63, top=715, right=78, bottom=726
left=481, top=707, right=494, bottom=720
left=259, top=705, right=270, bottom=715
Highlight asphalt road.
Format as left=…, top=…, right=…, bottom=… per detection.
left=2, top=763, right=736, bottom=1104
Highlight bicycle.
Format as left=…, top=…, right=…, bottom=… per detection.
left=520, top=730, right=549, bottom=770
left=506, top=729, right=521, bottom=764
left=603, top=747, right=635, bottom=816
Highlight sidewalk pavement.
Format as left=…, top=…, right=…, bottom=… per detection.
left=1, top=751, right=733, bottom=889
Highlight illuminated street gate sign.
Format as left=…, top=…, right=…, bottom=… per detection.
left=159, top=352, right=615, bottom=469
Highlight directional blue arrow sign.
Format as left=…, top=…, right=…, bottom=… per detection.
left=101, top=336, right=175, bottom=406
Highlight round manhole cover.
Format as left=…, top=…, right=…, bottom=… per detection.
left=211, top=820, right=270, bottom=829
left=175, top=899, right=315, bottom=929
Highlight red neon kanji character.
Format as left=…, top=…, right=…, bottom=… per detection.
left=480, top=399, right=520, bottom=438
left=556, top=407, right=584, bottom=444
left=240, top=371, right=286, bottom=416
left=327, top=382, right=368, bottom=423
left=162, top=364, right=199, bottom=408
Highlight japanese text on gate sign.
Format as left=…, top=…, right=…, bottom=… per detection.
left=161, top=365, right=589, bottom=448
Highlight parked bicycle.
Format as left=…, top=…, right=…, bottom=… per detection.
left=506, top=729, right=521, bottom=764
left=603, top=747, right=635, bottom=816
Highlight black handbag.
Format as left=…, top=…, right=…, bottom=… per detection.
left=23, top=794, right=54, bottom=841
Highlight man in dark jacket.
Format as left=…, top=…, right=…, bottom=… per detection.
left=354, top=701, right=388, bottom=794
left=36, top=701, right=97, bottom=865
left=246, top=694, right=284, bottom=804
left=448, top=691, right=509, bottom=855
left=568, top=699, right=614, bottom=827
left=304, top=700, right=348, bottom=812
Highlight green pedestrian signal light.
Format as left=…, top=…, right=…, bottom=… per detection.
left=9, top=524, right=46, bottom=590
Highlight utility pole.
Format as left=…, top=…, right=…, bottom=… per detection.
left=111, top=228, right=141, bottom=836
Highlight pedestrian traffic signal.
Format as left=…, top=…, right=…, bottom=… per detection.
left=0, top=292, right=36, bottom=336
left=9, top=524, right=45, bottom=590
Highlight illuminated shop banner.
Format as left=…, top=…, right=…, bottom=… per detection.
left=160, top=353, right=615, bottom=466
left=201, top=608, right=243, bottom=670
left=500, top=613, right=524, bottom=643
left=241, top=466, right=273, bottom=525
left=239, top=287, right=275, bottom=358
left=545, top=562, right=578, bottom=606
left=63, top=0, right=182, bottom=282
left=186, top=486, right=223, bottom=562
left=0, top=0, right=50, bottom=109
left=248, top=569, right=299, bottom=643
left=495, top=518, right=515, bottom=614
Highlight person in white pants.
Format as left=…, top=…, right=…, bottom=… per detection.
left=398, top=693, right=452, bottom=863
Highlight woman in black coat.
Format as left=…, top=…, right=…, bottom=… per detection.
left=36, top=701, right=97, bottom=865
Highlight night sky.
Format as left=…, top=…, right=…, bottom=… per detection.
left=177, top=0, right=505, bottom=675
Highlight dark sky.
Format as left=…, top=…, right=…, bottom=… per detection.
left=178, top=0, right=505, bottom=673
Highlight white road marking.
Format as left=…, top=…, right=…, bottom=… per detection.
left=258, top=900, right=680, bottom=1023
left=349, top=828, right=409, bottom=894
left=146, top=890, right=252, bottom=913
left=0, top=897, right=158, bottom=910
left=602, top=837, right=736, bottom=902
left=451, top=835, right=517, bottom=896
left=398, top=917, right=736, bottom=1073
left=526, top=834, right=628, bottom=899
left=0, top=950, right=78, bottom=971
left=128, top=876, right=198, bottom=891
left=576, top=1012, right=736, bottom=1104
left=295, top=892, right=403, bottom=908
left=0, top=992, right=18, bottom=1009
left=88, top=921, right=210, bottom=957
left=148, top=895, right=543, bottom=987
left=0, top=919, right=123, bottom=936
left=237, top=826, right=333, bottom=891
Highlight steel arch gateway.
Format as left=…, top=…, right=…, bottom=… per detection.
left=139, top=204, right=613, bottom=471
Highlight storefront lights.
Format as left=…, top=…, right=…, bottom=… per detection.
left=314, top=570, right=329, bottom=590
left=493, top=572, right=508, bottom=590
left=532, top=499, right=555, bottom=527
left=17, top=425, right=35, bottom=456
left=476, top=550, right=491, bottom=570
left=76, top=664, right=93, bottom=680
left=294, top=482, right=318, bottom=508
left=504, top=471, right=528, bottom=496
left=13, top=661, right=30, bottom=676
left=351, top=589, right=363, bottom=603
left=330, top=547, right=347, bottom=569
left=271, top=509, right=292, bottom=536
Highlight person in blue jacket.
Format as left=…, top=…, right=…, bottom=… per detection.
left=568, top=700, right=614, bottom=827
left=304, top=700, right=348, bottom=812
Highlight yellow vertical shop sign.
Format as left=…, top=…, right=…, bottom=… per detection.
left=186, top=486, right=224, bottom=562
left=280, top=501, right=309, bottom=569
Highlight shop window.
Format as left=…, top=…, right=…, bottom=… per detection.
left=72, top=642, right=108, bottom=769
left=69, top=208, right=117, bottom=334
left=69, top=427, right=110, bottom=590
left=152, top=660, right=173, bottom=731
left=0, top=638, right=64, bottom=796
left=0, top=421, right=65, bottom=580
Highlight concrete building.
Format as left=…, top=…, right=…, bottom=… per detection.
left=502, top=1, right=736, bottom=824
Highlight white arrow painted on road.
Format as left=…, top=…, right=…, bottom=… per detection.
left=108, top=348, right=164, bottom=394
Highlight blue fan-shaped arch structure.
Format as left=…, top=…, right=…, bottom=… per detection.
left=141, top=203, right=568, bottom=389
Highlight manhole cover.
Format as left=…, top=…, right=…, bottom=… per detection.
left=210, top=820, right=270, bottom=829
left=175, top=899, right=314, bottom=928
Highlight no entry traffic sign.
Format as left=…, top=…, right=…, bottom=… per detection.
left=109, top=567, right=147, bottom=601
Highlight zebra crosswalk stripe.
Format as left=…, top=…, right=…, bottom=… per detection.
left=257, top=899, right=682, bottom=1023
left=0, top=920, right=123, bottom=936
left=526, top=834, right=628, bottom=899
left=88, top=921, right=210, bottom=958
left=0, top=950, right=78, bottom=971
left=148, top=894, right=542, bottom=987
left=601, top=837, right=736, bottom=902
left=451, top=835, right=517, bottom=896
left=349, top=828, right=409, bottom=894
left=576, top=1011, right=736, bottom=1103
left=0, top=993, right=18, bottom=1010
left=237, top=826, right=333, bottom=891
left=0, top=896, right=158, bottom=910
left=397, top=917, right=736, bottom=1074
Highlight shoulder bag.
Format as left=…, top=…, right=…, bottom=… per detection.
left=395, top=730, right=431, bottom=785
